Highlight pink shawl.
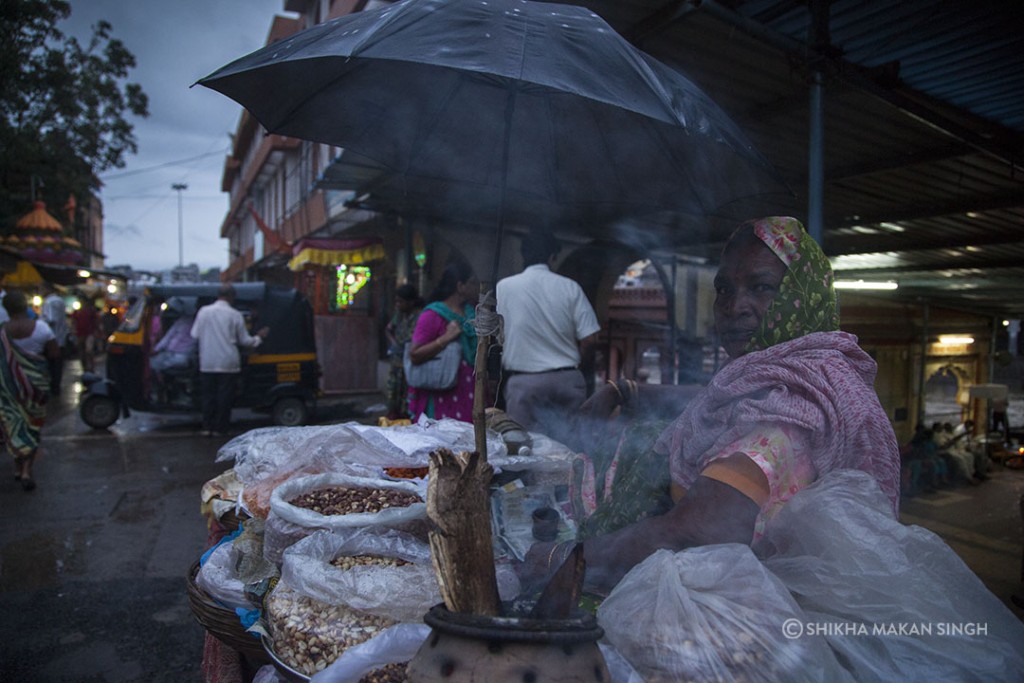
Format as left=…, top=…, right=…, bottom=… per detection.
left=656, top=331, right=900, bottom=513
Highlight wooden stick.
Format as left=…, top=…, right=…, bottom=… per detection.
left=473, top=333, right=490, bottom=459
left=426, top=448, right=501, bottom=615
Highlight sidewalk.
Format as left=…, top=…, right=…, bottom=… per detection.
left=899, top=463, right=1024, bottom=619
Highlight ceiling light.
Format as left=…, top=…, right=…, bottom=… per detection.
left=834, top=280, right=898, bottom=290
left=966, top=212, right=979, bottom=218
left=77, top=269, right=91, bottom=278
left=938, top=335, right=974, bottom=345
left=879, top=222, right=905, bottom=233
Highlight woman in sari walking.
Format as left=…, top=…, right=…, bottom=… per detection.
left=1, top=291, right=59, bottom=491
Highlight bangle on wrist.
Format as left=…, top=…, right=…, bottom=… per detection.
left=606, top=380, right=624, bottom=405
left=614, top=378, right=634, bottom=406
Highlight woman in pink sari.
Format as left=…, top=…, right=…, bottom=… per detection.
left=407, top=262, right=479, bottom=423
left=523, top=217, right=900, bottom=594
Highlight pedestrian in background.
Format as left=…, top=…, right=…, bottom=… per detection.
left=407, top=262, right=479, bottom=423
left=1, top=291, right=59, bottom=491
left=384, top=283, right=423, bottom=420
left=71, top=297, right=99, bottom=373
left=190, top=285, right=268, bottom=436
left=41, top=286, right=69, bottom=393
left=497, top=228, right=599, bottom=444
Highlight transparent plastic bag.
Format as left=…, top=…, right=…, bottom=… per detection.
left=264, top=583, right=397, bottom=677
left=309, top=623, right=429, bottom=683
left=263, top=473, right=427, bottom=564
left=218, top=424, right=384, bottom=517
left=195, top=540, right=253, bottom=610
left=252, top=664, right=289, bottom=683
left=597, top=545, right=849, bottom=683
left=281, top=528, right=439, bottom=623
left=758, top=470, right=1024, bottom=682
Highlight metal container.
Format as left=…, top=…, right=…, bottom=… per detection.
left=407, top=605, right=610, bottom=682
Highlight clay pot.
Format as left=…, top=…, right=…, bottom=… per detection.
left=407, top=605, right=610, bottom=682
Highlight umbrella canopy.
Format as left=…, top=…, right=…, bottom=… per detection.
left=198, top=0, right=787, bottom=269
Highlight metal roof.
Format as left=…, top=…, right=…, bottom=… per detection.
left=550, top=0, right=1024, bottom=318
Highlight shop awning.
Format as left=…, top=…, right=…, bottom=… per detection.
left=1, top=260, right=45, bottom=286
left=287, top=237, right=384, bottom=272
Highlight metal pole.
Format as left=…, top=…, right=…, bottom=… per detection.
left=172, top=183, right=188, bottom=267
left=806, top=0, right=829, bottom=244
left=917, top=301, right=929, bottom=426
left=808, top=72, right=825, bottom=243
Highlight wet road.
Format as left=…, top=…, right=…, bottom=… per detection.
left=0, top=360, right=378, bottom=682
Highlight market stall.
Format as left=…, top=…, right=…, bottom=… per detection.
left=189, top=414, right=586, bottom=683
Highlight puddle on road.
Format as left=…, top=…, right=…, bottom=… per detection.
left=0, top=530, right=88, bottom=591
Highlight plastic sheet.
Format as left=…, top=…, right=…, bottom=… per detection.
left=348, top=417, right=506, bottom=461
left=758, top=470, right=1024, bottom=682
left=598, top=545, right=848, bottom=683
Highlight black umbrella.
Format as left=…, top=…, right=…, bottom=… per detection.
left=198, top=0, right=786, bottom=281
left=199, top=0, right=788, bottom=459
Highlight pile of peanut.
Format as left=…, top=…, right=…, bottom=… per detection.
left=289, top=486, right=422, bottom=516
left=358, top=662, right=409, bottom=683
left=266, top=588, right=396, bottom=676
left=330, top=554, right=410, bottom=570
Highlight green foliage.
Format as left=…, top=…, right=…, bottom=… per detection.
left=0, top=0, right=149, bottom=228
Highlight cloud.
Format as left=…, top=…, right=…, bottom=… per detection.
left=59, top=0, right=285, bottom=271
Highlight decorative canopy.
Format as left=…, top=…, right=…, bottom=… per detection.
left=287, top=237, right=384, bottom=272
left=1, top=201, right=84, bottom=265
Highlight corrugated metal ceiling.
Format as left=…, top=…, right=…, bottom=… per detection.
left=557, top=0, right=1024, bottom=318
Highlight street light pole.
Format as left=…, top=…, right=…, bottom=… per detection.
left=172, top=183, right=188, bottom=267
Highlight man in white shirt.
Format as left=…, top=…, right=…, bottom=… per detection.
left=190, top=285, right=268, bottom=436
left=496, top=228, right=600, bottom=444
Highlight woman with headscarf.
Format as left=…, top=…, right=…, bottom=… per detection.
left=1, top=291, right=60, bottom=491
left=524, top=217, right=900, bottom=594
left=407, top=262, right=479, bottom=423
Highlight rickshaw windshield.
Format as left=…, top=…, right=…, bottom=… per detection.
left=118, top=296, right=147, bottom=333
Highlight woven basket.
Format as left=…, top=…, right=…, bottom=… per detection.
left=186, top=560, right=270, bottom=663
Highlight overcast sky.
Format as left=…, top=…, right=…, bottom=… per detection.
left=61, top=0, right=290, bottom=273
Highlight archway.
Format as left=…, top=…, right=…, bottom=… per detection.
left=923, top=364, right=971, bottom=427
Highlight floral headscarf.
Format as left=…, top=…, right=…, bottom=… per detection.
left=744, top=216, right=839, bottom=353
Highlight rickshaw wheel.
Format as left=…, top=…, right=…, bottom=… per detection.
left=81, top=395, right=119, bottom=429
left=272, top=397, right=308, bottom=427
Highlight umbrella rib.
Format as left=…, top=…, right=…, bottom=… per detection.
left=403, top=69, right=471, bottom=176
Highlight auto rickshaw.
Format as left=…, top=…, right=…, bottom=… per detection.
left=79, top=283, right=319, bottom=429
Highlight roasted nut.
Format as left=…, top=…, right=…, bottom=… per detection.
left=330, top=554, right=410, bottom=571
left=289, top=486, right=422, bottom=516
left=266, top=588, right=396, bottom=676
left=358, top=661, right=410, bottom=683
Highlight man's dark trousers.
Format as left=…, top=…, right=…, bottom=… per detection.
left=200, top=372, right=238, bottom=434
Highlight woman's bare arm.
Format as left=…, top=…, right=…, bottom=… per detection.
left=409, top=320, right=460, bottom=364
left=579, top=475, right=761, bottom=593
